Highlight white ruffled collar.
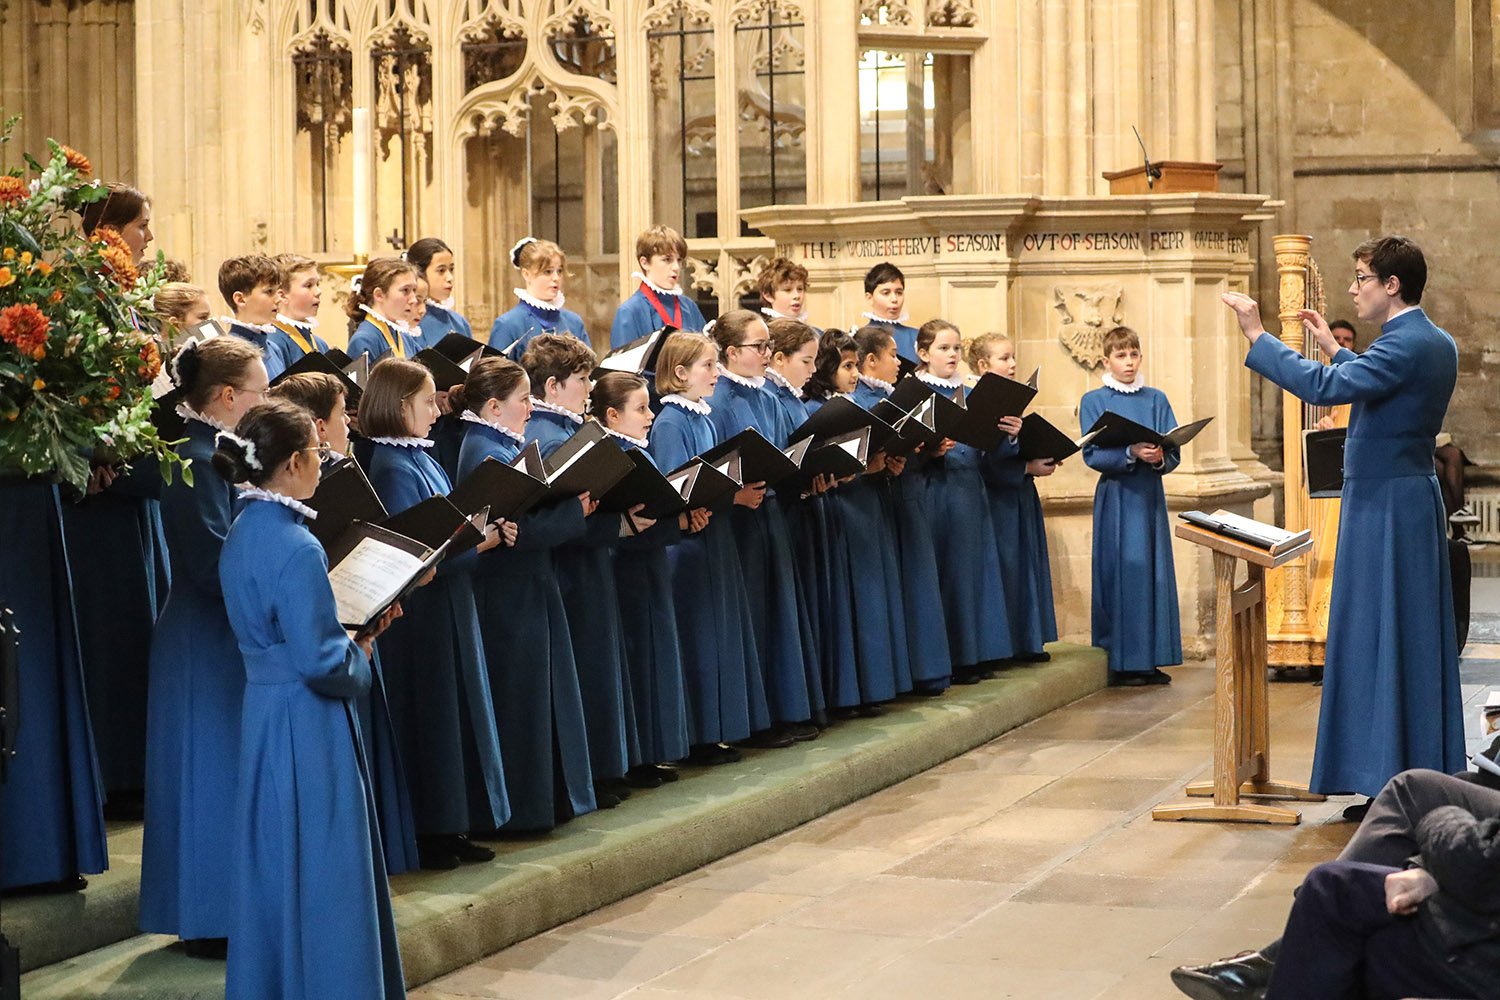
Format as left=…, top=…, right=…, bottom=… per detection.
left=238, top=486, right=319, bottom=520
left=459, top=409, right=527, bottom=445
left=359, top=304, right=415, bottom=335
left=1102, top=373, right=1145, bottom=394
left=515, top=287, right=566, bottom=312
left=176, top=402, right=232, bottom=433
left=275, top=312, right=318, bottom=330
left=858, top=373, right=895, bottom=395
left=231, top=319, right=279, bottom=336
left=862, top=311, right=910, bottom=326
left=633, top=271, right=683, bottom=297
left=368, top=435, right=434, bottom=449
left=531, top=398, right=584, bottom=425
left=761, top=305, right=809, bottom=323
left=917, top=370, right=965, bottom=390
left=427, top=296, right=456, bottom=312
left=605, top=427, right=650, bottom=449
left=660, top=393, right=712, bottom=415
left=764, top=367, right=803, bottom=399
left=832, top=391, right=856, bottom=402
left=718, top=364, right=766, bottom=390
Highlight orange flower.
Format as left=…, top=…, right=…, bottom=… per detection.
left=35, top=261, right=52, bottom=276
left=1, top=247, right=13, bottom=261
left=32, top=378, right=45, bottom=391
left=60, top=145, right=92, bottom=177
left=0, top=176, right=24, bottom=206
left=0, top=302, right=51, bottom=355
left=138, top=339, right=162, bottom=381
left=92, top=226, right=138, bottom=288
left=48, top=289, right=64, bottom=304
left=0, top=267, right=12, bottom=288
left=106, top=384, right=120, bottom=400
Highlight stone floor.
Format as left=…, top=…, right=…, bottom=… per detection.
left=411, top=551, right=1500, bottom=1000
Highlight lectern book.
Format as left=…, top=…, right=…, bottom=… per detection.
left=1179, top=509, right=1311, bottom=556
left=1085, top=412, right=1213, bottom=451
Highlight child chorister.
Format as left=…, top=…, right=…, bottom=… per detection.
left=649, top=332, right=767, bottom=764
left=361, top=359, right=510, bottom=869
left=758, top=258, right=816, bottom=327
left=610, top=225, right=707, bottom=348
left=450, top=356, right=603, bottom=827
left=852, top=324, right=951, bottom=693
left=968, top=333, right=1059, bottom=662
left=268, top=253, right=332, bottom=361
left=219, top=254, right=293, bottom=379
left=345, top=258, right=424, bottom=364
left=139, top=336, right=268, bottom=954
left=860, top=262, right=920, bottom=364
left=214, top=400, right=404, bottom=1000
left=910, top=319, right=1013, bottom=679
left=518, top=335, right=646, bottom=797
left=489, top=237, right=589, bottom=360
left=1080, top=326, right=1183, bottom=685
left=408, top=237, right=474, bottom=349
left=594, top=372, right=693, bottom=780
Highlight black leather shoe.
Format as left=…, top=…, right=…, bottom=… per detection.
left=1169, top=950, right=1273, bottom=999
left=446, top=834, right=494, bottom=864
left=182, top=937, right=229, bottom=960
left=683, top=743, right=742, bottom=766
left=783, top=721, right=821, bottom=740
left=417, top=837, right=459, bottom=871
left=739, top=728, right=795, bottom=750
left=1013, top=650, right=1051, bottom=662
left=652, top=763, right=681, bottom=782
left=1341, top=799, right=1371, bottom=822
left=1109, top=671, right=1149, bottom=687
left=1146, top=667, right=1173, bottom=685
left=624, top=765, right=665, bottom=789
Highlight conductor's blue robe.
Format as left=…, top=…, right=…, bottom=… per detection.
left=490, top=301, right=588, bottom=360
left=348, top=316, right=421, bottom=366
left=1080, top=384, right=1183, bottom=673
left=140, top=419, right=245, bottom=938
left=417, top=302, right=473, bottom=350
left=455, top=422, right=597, bottom=830
left=982, top=446, right=1059, bottom=656
left=221, top=500, right=404, bottom=1000
left=268, top=319, right=331, bottom=364
left=709, top=374, right=820, bottom=724
left=366, top=442, right=509, bottom=836
left=0, top=479, right=107, bottom=890
left=649, top=399, right=768, bottom=743
left=526, top=409, right=636, bottom=779
left=610, top=287, right=707, bottom=349
left=1245, top=308, right=1464, bottom=796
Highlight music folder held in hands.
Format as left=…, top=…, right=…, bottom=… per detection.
left=507, top=421, right=637, bottom=502
left=788, top=396, right=898, bottom=451
left=304, top=458, right=389, bottom=548
left=871, top=395, right=941, bottom=456
left=788, top=427, right=873, bottom=488
left=598, top=450, right=690, bottom=520
left=889, top=376, right=972, bottom=442
left=956, top=371, right=1039, bottom=451
left=1083, top=411, right=1214, bottom=451
left=1303, top=427, right=1346, bottom=499
left=414, top=333, right=500, bottom=390
left=448, top=456, right=549, bottom=523
left=666, top=457, right=741, bottom=511
left=1017, top=413, right=1098, bottom=463
left=594, top=326, right=676, bottom=377
left=1178, top=509, right=1312, bottom=557
left=325, top=521, right=447, bottom=633
left=273, top=349, right=368, bottom=408
left=700, top=427, right=801, bottom=487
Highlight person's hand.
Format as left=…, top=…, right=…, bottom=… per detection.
left=935, top=438, right=957, bottom=458
left=1385, top=868, right=1438, bottom=915
left=1298, top=309, right=1341, bottom=360
left=435, top=388, right=454, bottom=415
left=475, top=521, right=503, bottom=553
left=358, top=601, right=404, bottom=655
left=625, top=502, right=656, bottom=534
left=1315, top=413, right=1338, bottom=431
left=734, top=482, right=767, bottom=509
left=85, top=464, right=119, bottom=496
left=997, top=415, right=1023, bottom=438
left=884, top=453, right=906, bottom=477
left=1221, top=291, right=1267, bottom=344
left=1130, top=442, right=1164, bottom=466
left=679, top=508, right=712, bottom=533
left=577, top=491, right=599, bottom=517
left=415, top=567, right=437, bottom=588
left=498, top=518, right=519, bottom=547
left=1026, top=458, right=1058, bottom=477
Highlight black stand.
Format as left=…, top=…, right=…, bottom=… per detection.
left=0, top=606, right=23, bottom=1000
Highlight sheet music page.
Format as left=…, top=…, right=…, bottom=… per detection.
left=602, top=337, right=653, bottom=371
left=328, top=537, right=426, bottom=626
left=547, top=439, right=595, bottom=483
left=1208, top=510, right=1297, bottom=545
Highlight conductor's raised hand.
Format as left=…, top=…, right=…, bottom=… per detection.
left=1298, top=309, right=1341, bottom=360
left=1221, top=291, right=1267, bottom=344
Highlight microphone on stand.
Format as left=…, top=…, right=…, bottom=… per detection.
left=1133, top=126, right=1164, bottom=190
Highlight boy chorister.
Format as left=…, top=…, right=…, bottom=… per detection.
left=219, top=254, right=292, bottom=379
left=269, top=253, right=331, bottom=360
left=610, top=224, right=707, bottom=348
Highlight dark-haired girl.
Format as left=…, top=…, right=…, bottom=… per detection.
left=408, top=237, right=474, bottom=349
left=139, top=336, right=267, bottom=953
left=489, top=238, right=589, bottom=360
left=214, top=400, right=404, bottom=1000
left=346, top=258, right=423, bottom=364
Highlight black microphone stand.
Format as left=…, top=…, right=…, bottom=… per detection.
left=1132, top=125, right=1164, bottom=189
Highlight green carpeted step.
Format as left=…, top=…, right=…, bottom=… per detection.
left=20, top=644, right=1105, bottom=999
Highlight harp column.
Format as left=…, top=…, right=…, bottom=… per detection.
left=1271, top=233, right=1313, bottom=634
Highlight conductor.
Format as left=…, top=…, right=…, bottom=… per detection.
left=1222, top=235, right=1464, bottom=809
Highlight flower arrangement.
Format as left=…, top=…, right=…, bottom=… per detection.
left=0, top=113, right=182, bottom=491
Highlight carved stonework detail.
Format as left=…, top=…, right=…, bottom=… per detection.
left=859, top=1, right=913, bottom=25
left=686, top=255, right=721, bottom=302
left=246, top=0, right=268, bottom=35
left=731, top=254, right=771, bottom=303
left=731, top=0, right=803, bottom=23
left=291, top=30, right=353, bottom=137
left=1054, top=283, right=1124, bottom=370
left=925, top=0, right=976, bottom=27
left=643, top=0, right=713, bottom=31
left=460, top=7, right=528, bottom=92
left=543, top=0, right=616, bottom=40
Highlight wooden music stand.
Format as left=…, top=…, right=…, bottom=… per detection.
left=1152, top=524, right=1326, bottom=825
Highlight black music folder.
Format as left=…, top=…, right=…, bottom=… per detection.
left=541, top=421, right=636, bottom=500
left=324, top=521, right=444, bottom=632
left=449, top=455, right=549, bottom=522
left=304, top=458, right=389, bottom=548
left=871, top=395, right=942, bottom=456
left=273, top=349, right=367, bottom=407
left=1303, top=427, right=1346, bottom=498
left=595, top=326, right=676, bottom=377
left=700, top=427, right=800, bottom=486
left=381, top=495, right=488, bottom=558
left=957, top=372, right=1038, bottom=451
left=598, top=450, right=690, bottom=520
left=792, top=427, right=872, bottom=485
left=1083, top=412, right=1213, bottom=451
left=1017, top=414, right=1098, bottom=463
left=789, top=396, right=898, bottom=450
left=889, top=376, right=971, bottom=440
left=666, top=457, right=740, bottom=510
left=414, top=333, right=500, bottom=389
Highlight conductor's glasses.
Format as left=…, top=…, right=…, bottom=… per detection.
left=1352, top=272, right=1381, bottom=286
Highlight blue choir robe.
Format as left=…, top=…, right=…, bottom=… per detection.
left=649, top=399, right=769, bottom=743
left=1080, top=384, right=1183, bottom=673
left=611, top=444, right=691, bottom=764
left=709, top=375, right=821, bottom=724
left=0, top=478, right=107, bottom=890
left=140, top=419, right=245, bottom=938
left=268, top=318, right=331, bottom=363
left=490, top=300, right=588, bottom=360
left=347, top=315, right=421, bottom=366
left=910, top=381, right=1013, bottom=668
left=982, top=444, right=1059, bottom=656
left=417, top=302, right=474, bottom=350
left=221, top=500, right=404, bottom=1000
left=610, top=287, right=708, bottom=349
left=366, top=442, right=509, bottom=836
left=455, top=421, right=597, bottom=829
left=859, top=317, right=920, bottom=365
left=63, top=461, right=170, bottom=794
left=227, top=320, right=291, bottom=380
left=1245, top=310, right=1464, bottom=795
left=852, top=379, right=950, bottom=690
left=525, top=409, right=637, bottom=779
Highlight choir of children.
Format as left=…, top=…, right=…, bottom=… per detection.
left=6, top=223, right=1201, bottom=999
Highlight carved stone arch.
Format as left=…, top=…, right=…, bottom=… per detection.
left=281, top=0, right=355, bottom=53
left=858, top=1, right=913, bottom=26
left=365, top=0, right=434, bottom=46
left=540, top=0, right=616, bottom=40
left=642, top=0, right=713, bottom=31
left=455, top=68, right=611, bottom=139
left=730, top=0, right=803, bottom=24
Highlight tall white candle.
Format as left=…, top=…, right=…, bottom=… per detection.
left=352, top=106, right=370, bottom=258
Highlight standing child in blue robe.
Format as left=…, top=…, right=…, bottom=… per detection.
left=968, top=333, right=1059, bottom=662
left=345, top=257, right=423, bottom=365
left=269, top=372, right=420, bottom=874
left=758, top=257, right=816, bottom=328
left=489, top=237, right=589, bottom=359
left=407, top=236, right=474, bottom=349
left=649, top=333, right=768, bottom=764
left=267, top=253, right=331, bottom=363
left=212, top=401, right=404, bottom=1000
left=708, top=310, right=821, bottom=744
left=519, top=335, right=651, bottom=796
left=1079, top=325, right=1183, bottom=686
left=911, top=320, right=1013, bottom=678
left=859, top=262, right=920, bottom=364
left=450, top=357, right=604, bottom=825
left=219, top=254, right=293, bottom=379
left=594, top=373, right=695, bottom=781
left=361, top=360, right=510, bottom=870
left=610, top=224, right=708, bottom=351
left=139, top=336, right=269, bottom=954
